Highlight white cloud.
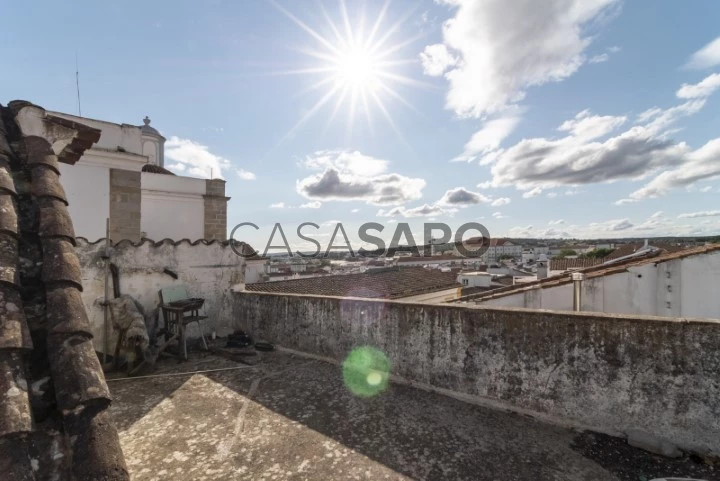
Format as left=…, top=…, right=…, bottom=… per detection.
left=522, top=187, right=543, bottom=198
left=627, top=138, right=720, bottom=200
left=377, top=204, right=454, bottom=218
left=300, top=150, right=389, bottom=177
left=299, top=201, right=322, bottom=209
left=420, top=44, right=458, bottom=76
left=589, top=53, right=609, bottom=64
left=166, top=136, right=235, bottom=179
left=678, top=210, right=720, bottom=219
left=558, top=110, right=626, bottom=141
left=351, top=208, right=360, bottom=213
left=676, top=73, right=720, bottom=99
left=548, top=219, right=565, bottom=225
left=269, top=202, right=286, bottom=209
left=438, top=187, right=491, bottom=206
left=650, top=211, right=664, bottom=219
left=508, top=214, right=720, bottom=239
left=492, top=211, right=506, bottom=219
left=297, top=150, right=425, bottom=205
left=491, top=197, right=511, bottom=206
left=685, top=36, right=720, bottom=70
left=546, top=192, right=558, bottom=198
left=236, top=168, right=256, bottom=180
left=423, top=0, right=618, bottom=117
left=453, top=115, right=521, bottom=162
left=486, top=97, right=713, bottom=196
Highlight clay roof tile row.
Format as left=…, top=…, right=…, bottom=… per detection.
left=247, top=267, right=461, bottom=299
left=0, top=101, right=128, bottom=480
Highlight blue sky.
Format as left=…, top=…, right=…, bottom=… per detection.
left=2, top=0, right=720, bottom=250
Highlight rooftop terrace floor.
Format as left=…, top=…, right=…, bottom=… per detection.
left=108, top=350, right=715, bottom=481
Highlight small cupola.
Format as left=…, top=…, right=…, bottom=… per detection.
left=139, top=116, right=166, bottom=167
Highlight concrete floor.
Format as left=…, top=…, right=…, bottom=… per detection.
left=106, top=351, right=671, bottom=481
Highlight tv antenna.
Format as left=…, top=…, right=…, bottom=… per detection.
left=75, top=52, right=82, bottom=117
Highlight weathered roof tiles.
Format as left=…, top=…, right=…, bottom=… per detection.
left=0, top=100, right=128, bottom=480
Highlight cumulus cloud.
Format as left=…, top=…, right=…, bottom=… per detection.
left=627, top=138, right=720, bottom=200
left=299, top=201, right=322, bottom=209
left=420, top=44, right=458, bottom=76
left=300, top=150, right=389, bottom=177
left=676, top=73, right=720, bottom=99
left=438, top=187, right=491, bottom=206
left=491, top=197, right=511, bottom=206
left=296, top=150, right=425, bottom=205
left=509, top=214, right=720, bottom=239
left=685, top=36, right=720, bottom=70
left=377, top=204, right=454, bottom=218
left=492, top=211, right=505, bottom=219
left=236, top=168, right=256, bottom=180
left=453, top=115, right=522, bottom=162
left=588, top=53, right=609, bottom=64
left=422, top=0, right=618, bottom=117
left=482, top=90, right=719, bottom=198
left=522, top=187, right=543, bottom=198
left=678, top=210, right=720, bottom=219
left=165, top=136, right=242, bottom=179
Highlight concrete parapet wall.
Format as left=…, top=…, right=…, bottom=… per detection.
left=234, top=291, right=720, bottom=456
left=76, top=238, right=244, bottom=352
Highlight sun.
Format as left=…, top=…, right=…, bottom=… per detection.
left=335, top=47, right=380, bottom=91
left=270, top=0, right=425, bottom=140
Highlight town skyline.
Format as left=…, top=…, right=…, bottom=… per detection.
left=2, top=0, right=720, bottom=251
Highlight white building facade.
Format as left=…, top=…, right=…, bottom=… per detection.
left=476, top=247, right=720, bottom=319
left=52, top=112, right=228, bottom=242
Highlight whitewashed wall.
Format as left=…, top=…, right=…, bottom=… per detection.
left=141, top=172, right=206, bottom=240
left=481, top=251, right=720, bottom=319
left=75, top=238, right=245, bottom=353
left=59, top=163, right=110, bottom=241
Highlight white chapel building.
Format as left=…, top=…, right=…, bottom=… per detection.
left=51, top=112, right=229, bottom=242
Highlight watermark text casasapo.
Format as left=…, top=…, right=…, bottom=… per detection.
left=230, top=221, right=490, bottom=258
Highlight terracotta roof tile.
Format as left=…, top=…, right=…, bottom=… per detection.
left=0, top=235, right=19, bottom=287
left=31, top=164, right=68, bottom=204
left=0, top=101, right=128, bottom=479
left=0, top=286, right=32, bottom=350
left=0, top=160, right=16, bottom=196
left=37, top=197, right=76, bottom=243
left=0, top=195, right=18, bottom=236
left=23, top=136, right=60, bottom=174
left=549, top=257, right=603, bottom=270
left=0, top=350, right=32, bottom=437
left=46, top=286, right=92, bottom=335
left=142, top=163, right=176, bottom=175
left=247, top=267, right=460, bottom=299
left=41, top=238, right=83, bottom=290
left=47, top=334, right=111, bottom=411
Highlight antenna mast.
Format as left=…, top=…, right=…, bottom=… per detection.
left=75, top=53, right=82, bottom=117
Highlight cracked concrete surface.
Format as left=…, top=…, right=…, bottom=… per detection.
left=109, top=351, right=625, bottom=481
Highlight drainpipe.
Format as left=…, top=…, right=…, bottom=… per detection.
left=572, top=272, right=585, bottom=311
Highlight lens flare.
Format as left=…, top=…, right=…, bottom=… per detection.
left=342, top=346, right=390, bottom=398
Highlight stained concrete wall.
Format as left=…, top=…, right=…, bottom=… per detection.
left=234, top=291, right=720, bottom=456
left=76, top=238, right=244, bottom=353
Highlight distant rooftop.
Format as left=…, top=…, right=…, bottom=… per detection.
left=457, top=243, right=720, bottom=303
left=246, top=267, right=460, bottom=299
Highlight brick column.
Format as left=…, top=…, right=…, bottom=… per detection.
left=204, top=179, right=229, bottom=241
left=109, top=169, right=141, bottom=242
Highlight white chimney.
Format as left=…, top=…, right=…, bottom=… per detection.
left=537, top=254, right=548, bottom=279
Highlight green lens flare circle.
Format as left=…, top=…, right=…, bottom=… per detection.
left=342, top=346, right=390, bottom=397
